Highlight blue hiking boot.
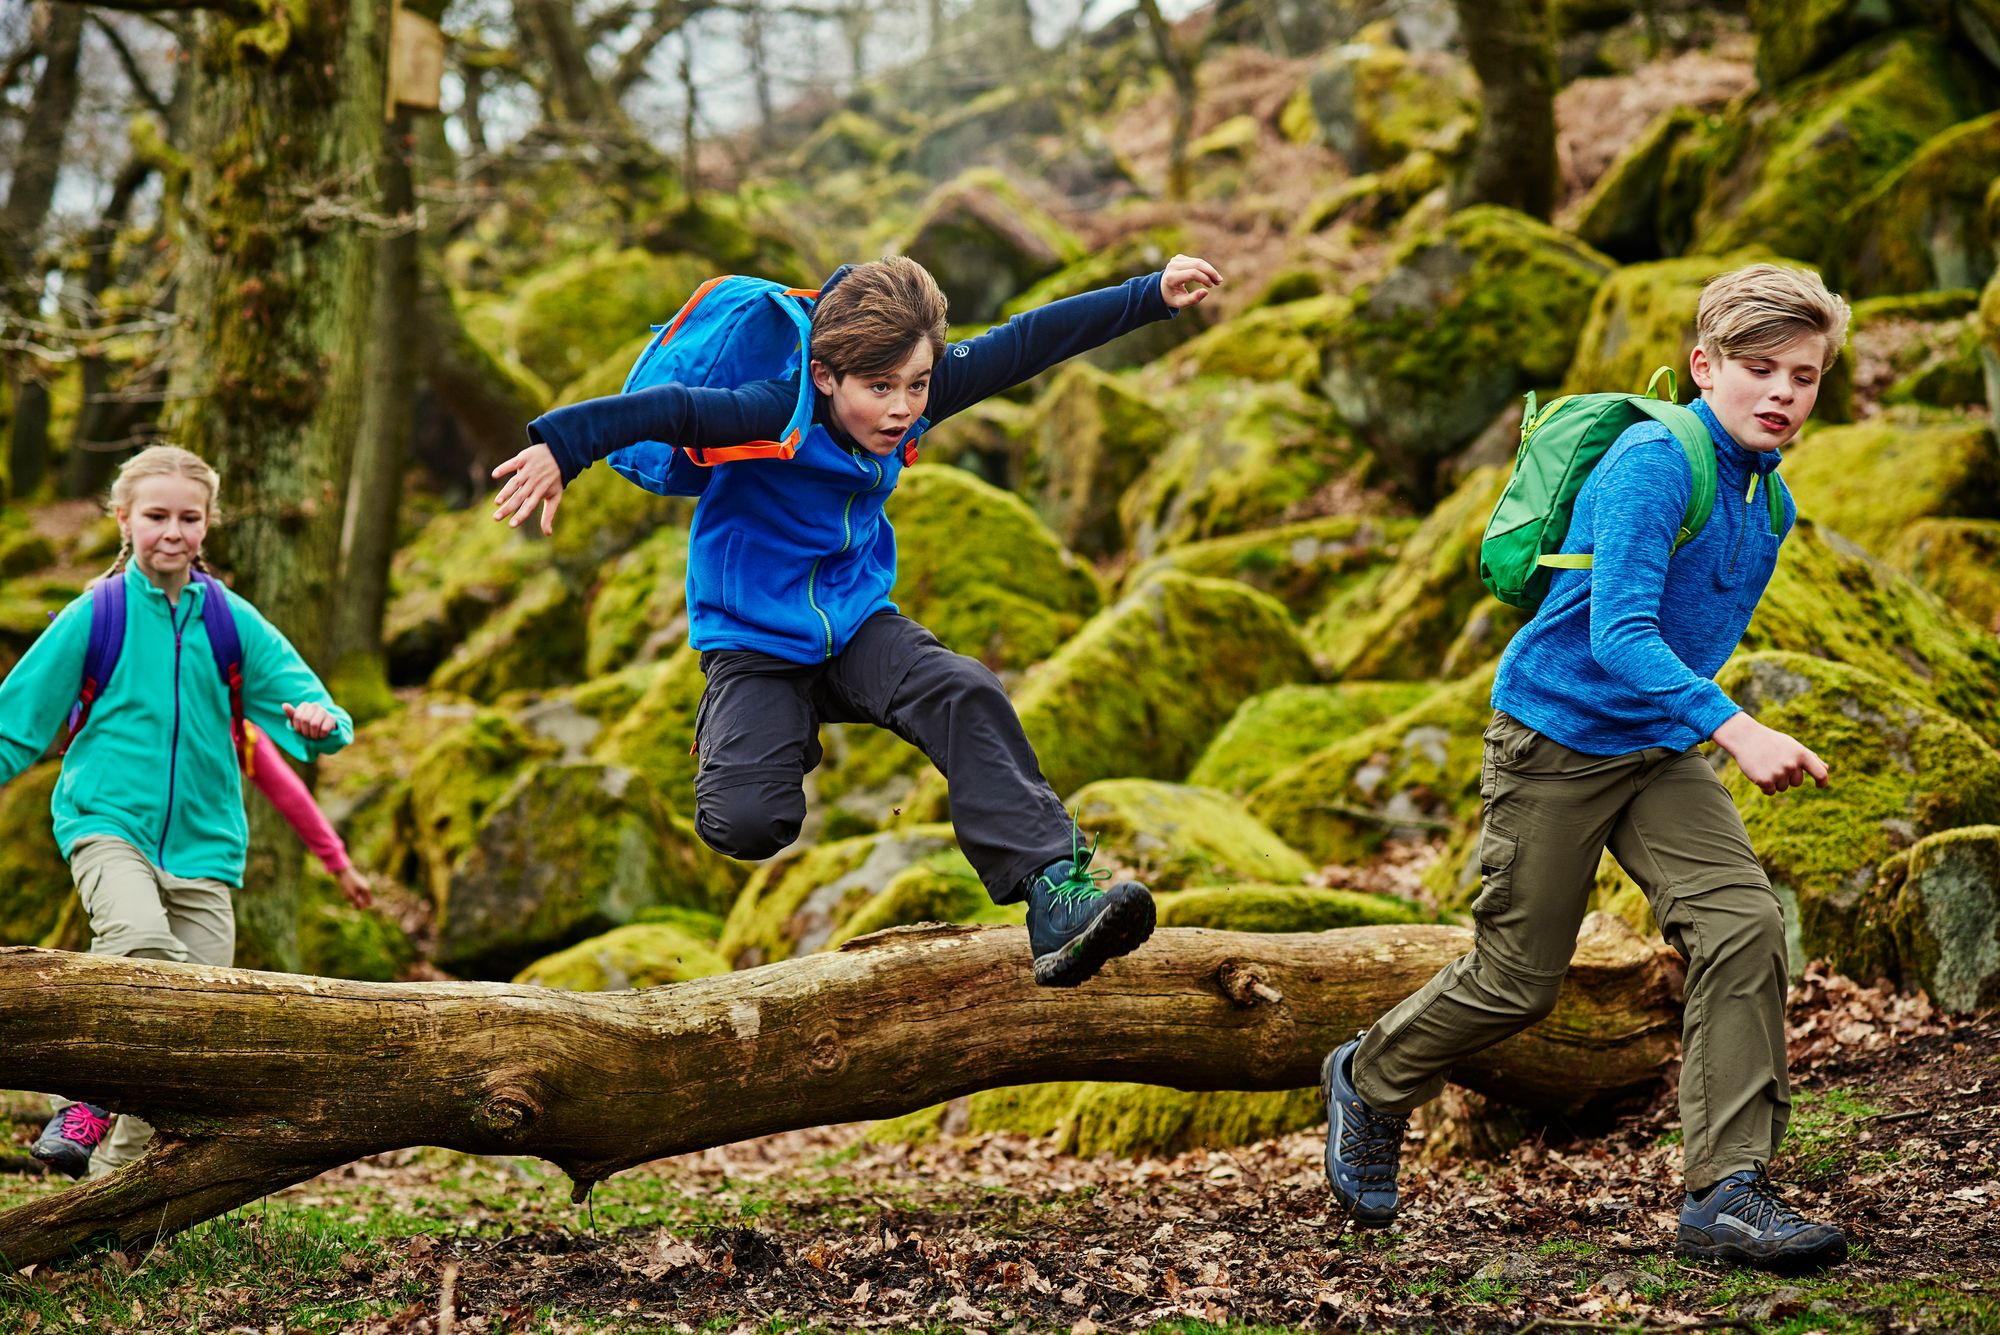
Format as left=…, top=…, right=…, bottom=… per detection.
left=31, top=1103, right=112, bottom=1179
left=1677, top=1168, right=1848, bottom=1271
left=1026, top=828, right=1154, bottom=987
left=1321, top=1037, right=1408, bottom=1228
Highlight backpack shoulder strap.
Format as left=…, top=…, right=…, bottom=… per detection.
left=1629, top=398, right=1717, bottom=550
left=193, top=571, right=249, bottom=770
left=61, top=576, right=128, bottom=756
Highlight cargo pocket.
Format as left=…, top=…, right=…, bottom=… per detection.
left=1468, top=820, right=1518, bottom=918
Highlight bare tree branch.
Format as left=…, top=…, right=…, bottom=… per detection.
left=87, top=13, right=170, bottom=118
left=52, top=0, right=264, bottom=20
left=608, top=0, right=714, bottom=97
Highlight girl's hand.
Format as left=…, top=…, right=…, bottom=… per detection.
left=1161, top=255, right=1223, bottom=310
left=284, top=701, right=337, bottom=741
left=335, top=864, right=373, bottom=910
left=492, top=443, right=567, bottom=535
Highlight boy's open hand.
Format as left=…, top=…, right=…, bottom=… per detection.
left=492, top=443, right=566, bottom=535
left=1161, top=255, right=1223, bottom=311
left=1712, top=712, right=1829, bottom=795
left=284, top=701, right=337, bottom=741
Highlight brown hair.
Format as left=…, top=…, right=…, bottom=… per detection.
left=1695, top=263, right=1851, bottom=372
left=809, top=256, right=949, bottom=380
left=106, top=445, right=221, bottom=579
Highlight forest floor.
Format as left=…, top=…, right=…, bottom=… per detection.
left=1, top=967, right=1995, bottom=1334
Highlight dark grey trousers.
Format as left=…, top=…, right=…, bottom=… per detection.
left=693, top=612, right=1075, bottom=903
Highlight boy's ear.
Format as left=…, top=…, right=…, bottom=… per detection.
left=809, top=359, right=839, bottom=396
left=1689, top=344, right=1716, bottom=392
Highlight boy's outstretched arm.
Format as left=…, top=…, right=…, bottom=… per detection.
left=926, top=255, right=1221, bottom=423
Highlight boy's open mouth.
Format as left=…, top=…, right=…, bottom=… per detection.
left=1755, top=412, right=1790, bottom=431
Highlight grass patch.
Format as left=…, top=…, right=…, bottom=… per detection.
left=1535, top=1237, right=1600, bottom=1258
left=1778, top=1088, right=1886, bottom=1181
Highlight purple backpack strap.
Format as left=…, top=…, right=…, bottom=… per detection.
left=193, top=570, right=249, bottom=768
left=61, top=576, right=128, bottom=755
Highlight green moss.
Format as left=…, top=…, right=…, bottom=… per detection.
left=1883, top=824, right=2000, bottom=1012
left=1320, top=207, right=1614, bottom=495
left=429, top=568, right=587, bottom=701
left=792, top=110, right=897, bottom=177
left=1984, top=271, right=2000, bottom=421
left=1065, top=779, right=1314, bottom=891
left=899, top=168, right=1084, bottom=323
left=1019, top=362, right=1172, bottom=557
left=591, top=643, right=707, bottom=806
left=1298, top=34, right=1478, bottom=173
left=811, top=723, right=931, bottom=840
left=1249, top=662, right=1498, bottom=867
left=402, top=711, right=558, bottom=903
left=509, top=248, right=713, bottom=392
left=1571, top=106, right=1701, bottom=262
left=315, top=697, right=484, bottom=877
left=897, top=85, right=1065, bottom=181
left=1301, top=152, right=1450, bottom=233
left=717, top=824, right=963, bottom=967
left=1118, top=381, right=1367, bottom=559
left=1190, top=113, right=1259, bottom=162
left=1156, top=882, right=1427, bottom=931
left=1715, top=652, right=2000, bottom=982
left=1836, top=109, right=2000, bottom=298
left=1126, top=515, right=1418, bottom=623
left=1161, top=296, right=1347, bottom=388
left=1746, top=0, right=1906, bottom=87
left=0, top=762, right=75, bottom=947
left=911, top=398, right=1027, bottom=485
left=554, top=331, right=654, bottom=408
left=1887, top=518, right=2000, bottom=634
left=1780, top=415, right=2000, bottom=555
left=637, top=198, right=813, bottom=286
left=513, top=921, right=730, bottom=990
left=1190, top=680, right=1438, bottom=797
left=297, top=870, right=415, bottom=982
left=1000, top=227, right=1203, bottom=370
left=875, top=1083, right=1325, bottom=1159
left=584, top=525, right=689, bottom=677
left=827, top=858, right=1024, bottom=947
left=1307, top=466, right=1509, bottom=680
left=382, top=506, right=542, bottom=684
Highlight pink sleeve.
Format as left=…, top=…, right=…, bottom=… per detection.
left=250, top=727, right=350, bottom=874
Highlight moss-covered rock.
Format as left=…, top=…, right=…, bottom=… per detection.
left=1745, top=0, right=1913, bottom=88
left=1064, top=779, right=1315, bottom=891
left=402, top=711, right=558, bottom=904
left=1249, top=662, right=1497, bottom=867
left=0, top=576, right=85, bottom=679
left=826, top=859, right=1024, bottom=948
left=911, top=397, right=1027, bottom=486
left=877, top=1082, right=1325, bottom=1159
left=1836, top=110, right=2000, bottom=298
left=1744, top=518, right=2000, bottom=746
left=591, top=643, right=707, bottom=807
left=0, top=761, right=73, bottom=948
left=316, top=696, right=487, bottom=880
left=1156, top=882, right=1428, bottom=931
left=1320, top=208, right=1614, bottom=497
left=584, top=525, right=689, bottom=677
left=717, top=824, right=964, bottom=967
left=1190, top=681, right=1438, bottom=798
left=1301, top=151, right=1451, bottom=233
left=1161, top=296, right=1347, bottom=389
left=1019, top=362, right=1172, bottom=557
left=1780, top=416, right=2000, bottom=555
left=898, top=85, right=1065, bottom=181
left=1570, top=106, right=1701, bottom=262
left=1887, top=518, right=2000, bottom=634
left=437, top=762, right=740, bottom=979
left=297, top=870, right=416, bottom=982
left=1984, top=271, right=2000, bottom=422
left=890, top=464, right=1103, bottom=673
left=1716, top=652, right=2000, bottom=983
left=553, top=331, right=654, bottom=409
left=792, top=110, right=898, bottom=177
left=509, top=248, right=713, bottom=392
left=382, top=507, right=542, bottom=684
left=513, top=921, right=730, bottom=990
left=429, top=568, right=588, bottom=701
left=639, top=199, right=815, bottom=289
left=1125, top=515, right=1417, bottom=623
left=1297, top=26, right=1478, bottom=173
left=1307, top=466, right=1508, bottom=680
left=899, top=169, right=1084, bottom=323
left=1883, top=824, right=2000, bottom=1012
left=1000, top=227, right=1204, bottom=370
left=1118, top=382, right=1366, bottom=560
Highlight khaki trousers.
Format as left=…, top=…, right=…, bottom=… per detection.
left=1353, top=711, right=1791, bottom=1191
left=49, top=835, right=235, bottom=1178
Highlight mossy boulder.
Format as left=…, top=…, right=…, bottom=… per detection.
left=552, top=331, right=654, bottom=409
left=1249, top=662, right=1498, bottom=867
left=793, top=110, right=898, bottom=177
left=1000, top=227, right=1204, bottom=370
left=899, top=170, right=1084, bottom=323
left=1745, top=0, right=1914, bottom=87
left=1686, top=34, right=1982, bottom=270
left=898, top=85, right=1065, bottom=181
left=1570, top=106, right=1702, bottom=262
left=584, top=525, right=689, bottom=677
left=1882, top=824, right=2000, bottom=1012
left=1156, top=883, right=1428, bottom=931
left=297, top=870, right=416, bottom=983
left=890, top=465, right=1103, bottom=673
left=509, top=248, right=712, bottom=392
left=316, top=696, right=489, bottom=879
left=1320, top=207, right=1614, bottom=497
left=1125, top=515, right=1417, bottom=623
left=429, top=568, right=588, bottom=701
left=1118, top=381, right=1365, bottom=560
left=0, top=576, right=85, bottom=678
left=1307, top=466, right=1508, bottom=680
left=717, top=824, right=964, bottom=968
left=381, top=509, right=538, bottom=684
left=400, top=710, right=557, bottom=904
left=1190, top=681, right=1438, bottom=798
left=912, top=397, right=1027, bottom=486
left=1985, top=271, right=2000, bottom=421
left=1162, top=296, right=1347, bottom=389
left=1297, top=26, right=1478, bottom=173
left=437, top=762, right=740, bottom=979
left=826, top=860, right=1025, bottom=948
left=513, top=922, right=730, bottom=991
left=1065, top=779, right=1315, bottom=892
left=1019, top=362, right=1172, bottom=557
left=875, top=1082, right=1325, bottom=1159
left=1836, top=110, right=2000, bottom=298
left=0, top=761, right=73, bottom=948
left=590, top=644, right=707, bottom=806
left=1780, top=416, right=2000, bottom=555
left=1887, top=518, right=2000, bottom=634
left=638, top=199, right=814, bottom=288
left=1716, top=652, right=2000, bottom=983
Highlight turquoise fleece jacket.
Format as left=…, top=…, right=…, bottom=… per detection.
left=0, top=564, right=353, bottom=886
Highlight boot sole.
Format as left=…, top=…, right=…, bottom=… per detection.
left=1676, top=1227, right=1849, bottom=1273
left=1032, top=884, right=1155, bottom=987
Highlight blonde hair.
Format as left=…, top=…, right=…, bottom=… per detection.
left=810, top=256, right=950, bottom=380
left=1695, top=263, right=1851, bottom=372
left=106, top=445, right=221, bottom=579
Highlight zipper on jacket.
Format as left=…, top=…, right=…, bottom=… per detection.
left=805, top=455, right=884, bottom=660
left=1728, top=473, right=1760, bottom=575
left=158, top=593, right=193, bottom=863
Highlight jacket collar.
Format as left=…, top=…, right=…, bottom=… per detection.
left=124, top=560, right=206, bottom=611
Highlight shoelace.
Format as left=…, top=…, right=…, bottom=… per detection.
left=1725, top=1169, right=1810, bottom=1231
left=60, top=1104, right=111, bottom=1143
left=1343, top=1099, right=1407, bottom=1179
left=1036, top=811, right=1111, bottom=907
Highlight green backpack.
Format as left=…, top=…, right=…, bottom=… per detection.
left=1478, top=367, right=1788, bottom=611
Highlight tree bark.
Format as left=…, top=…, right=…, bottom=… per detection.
left=0, top=915, right=1684, bottom=1270
left=1136, top=0, right=1195, bottom=203
left=62, top=156, right=161, bottom=500
left=1452, top=0, right=1558, bottom=220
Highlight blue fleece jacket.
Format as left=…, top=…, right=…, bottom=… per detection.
left=529, top=271, right=1177, bottom=664
left=1492, top=396, right=1795, bottom=756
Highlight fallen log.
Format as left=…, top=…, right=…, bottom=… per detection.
left=0, top=914, right=1683, bottom=1269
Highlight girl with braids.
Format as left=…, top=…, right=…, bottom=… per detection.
left=0, top=445, right=353, bottom=1179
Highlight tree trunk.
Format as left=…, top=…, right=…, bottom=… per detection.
left=1452, top=0, right=1558, bottom=220
left=412, top=254, right=546, bottom=474
left=0, top=915, right=1684, bottom=1270
left=62, top=155, right=160, bottom=499
left=1136, top=0, right=1195, bottom=203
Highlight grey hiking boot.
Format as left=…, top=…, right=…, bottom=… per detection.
left=1321, top=1036, right=1407, bottom=1227
left=1677, top=1168, right=1848, bottom=1272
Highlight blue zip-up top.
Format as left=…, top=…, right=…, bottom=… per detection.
left=1493, top=396, right=1796, bottom=756
left=529, top=271, right=1177, bottom=664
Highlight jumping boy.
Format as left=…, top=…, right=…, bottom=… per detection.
left=490, top=253, right=1222, bottom=986
left=1320, top=263, right=1852, bottom=1271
